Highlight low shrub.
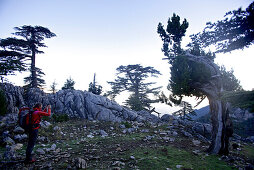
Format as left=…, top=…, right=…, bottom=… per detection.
left=52, top=113, right=69, bottom=122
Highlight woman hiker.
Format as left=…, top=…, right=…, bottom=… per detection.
left=19, top=103, right=51, bottom=164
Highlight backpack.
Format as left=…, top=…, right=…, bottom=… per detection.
left=18, top=108, right=34, bottom=131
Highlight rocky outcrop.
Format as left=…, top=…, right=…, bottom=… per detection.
left=1, top=83, right=150, bottom=122
left=230, top=108, right=254, bottom=121
left=0, top=83, right=25, bottom=113
left=47, top=89, right=140, bottom=122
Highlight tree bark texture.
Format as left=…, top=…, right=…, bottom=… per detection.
left=186, top=53, right=232, bottom=155
left=31, top=47, right=37, bottom=88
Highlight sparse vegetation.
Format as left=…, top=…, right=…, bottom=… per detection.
left=1, top=119, right=248, bottom=169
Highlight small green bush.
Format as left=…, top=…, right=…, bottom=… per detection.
left=122, top=121, right=132, bottom=128
left=52, top=113, right=69, bottom=122
left=0, top=88, right=7, bottom=116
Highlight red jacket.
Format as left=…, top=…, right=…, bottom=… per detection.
left=19, top=107, right=51, bottom=130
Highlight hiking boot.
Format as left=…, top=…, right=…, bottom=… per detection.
left=24, top=158, right=36, bottom=164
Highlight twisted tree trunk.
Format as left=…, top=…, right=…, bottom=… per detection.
left=186, top=53, right=233, bottom=155
left=206, top=94, right=231, bottom=154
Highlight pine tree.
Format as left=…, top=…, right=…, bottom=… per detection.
left=0, top=40, right=28, bottom=82
left=88, top=73, right=102, bottom=95
left=173, top=101, right=196, bottom=120
left=50, top=80, right=58, bottom=94
left=62, top=77, right=75, bottom=90
left=2, top=25, right=56, bottom=88
left=108, top=64, right=161, bottom=111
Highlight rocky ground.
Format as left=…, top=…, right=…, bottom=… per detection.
left=1, top=116, right=254, bottom=170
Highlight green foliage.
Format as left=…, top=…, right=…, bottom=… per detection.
left=52, top=113, right=69, bottom=122
left=23, top=67, right=46, bottom=89
left=108, top=64, right=161, bottom=110
left=220, top=65, right=242, bottom=91
left=3, top=25, right=56, bottom=88
left=170, top=55, right=211, bottom=98
left=125, top=94, right=144, bottom=111
left=173, top=101, right=197, bottom=120
left=157, top=13, right=189, bottom=60
left=233, top=117, right=254, bottom=137
left=88, top=73, right=102, bottom=95
left=121, top=121, right=132, bottom=128
left=0, top=88, right=7, bottom=116
left=199, top=1, right=254, bottom=53
left=241, top=144, right=254, bottom=160
left=0, top=42, right=27, bottom=82
left=50, top=80, right=57, bottom=94
left=125, top=146, right=234, bottom=170
left=62, top=77, right=75, bottom=90
left=221, top=90, right=254, bottom=112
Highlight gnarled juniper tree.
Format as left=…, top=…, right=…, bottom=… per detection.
left=158, top=12, right=241, bottom=155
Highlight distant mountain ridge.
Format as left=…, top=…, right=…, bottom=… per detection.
left=191, top=105, right=210, bottom=120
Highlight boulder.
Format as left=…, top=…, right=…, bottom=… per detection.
left=0, top=83, right=25, bottom=113
left=161, top=114, right=174, bottom=122
left=13, top=126, right=25, bottom=133
left=3, top=137, right=15, bottom=145
left=137, top=110, right=160, bottom=123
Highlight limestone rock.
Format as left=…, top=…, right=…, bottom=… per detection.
left=75, top=157, right=87, bottom=169
left=13, top=126, right=25, bottom=133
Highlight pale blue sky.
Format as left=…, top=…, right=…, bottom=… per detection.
left=1, top=0, right=253, bottom=113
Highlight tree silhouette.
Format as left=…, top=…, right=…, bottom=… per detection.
left=0, top=49, right=27, bottom=82
left=88, top=73, right=102, bottom=95
left=173, top=101, right=196, bottom=121
left=50, top=80, right=58, bottom=94
left=62, top=77, right=75, bottom=90
left=4, top=25, right=56, bottom=88
left=199, top=2, right=254, bottom=53
left=108, top=64, right=161, bottom=111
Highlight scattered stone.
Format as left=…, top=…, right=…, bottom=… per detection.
left=2, top=131, right=9, bottom=137
left=127, top=128, right=135, bottom=133
left=87, top=134, right=94, bottom=138
left=181, top=130, right=193, bottom=138
left=75, top=157, right=87, bottom=169
left=176, top=165, right=183, bottom=169
left=41, top=120, right=51, bottom=128
left=3, top=137, right=15, bottom=145
left=246, top=136, right=254, bottom=143
left=99, top=130, right=108, bottom=137
left=172, top=131, right=178, bottom=136
left=112, top=161, right=125, bottom=166
left=3, top=145, right=16, bottom=160
left=192, top=140, right=201, bottom=146
left=14, top=134, right=28, bottom=142
left=53, top=126, right=61, bottom=131
left=13, top=126, right=25, bottom=133
left=37, top=136, right=46, bottom=142
left=51, top=144, right=57, bottom=150
left=159, top=132, right=167, bottom=136
left=119, top=124, right=126, bottom=129
left=161, top=114, right=174, bottom=122
left=141, top=129, right=149, bottom=133
left=130, top=156, right=135, bottom=160
left=36, top=148, right=46, bottom=155
left=11, top=143, right=23, bottom=151
left=192, top=150, right=201, bottom=155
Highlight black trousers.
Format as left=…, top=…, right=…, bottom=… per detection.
left=26, top=129, right=38, bottom=161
